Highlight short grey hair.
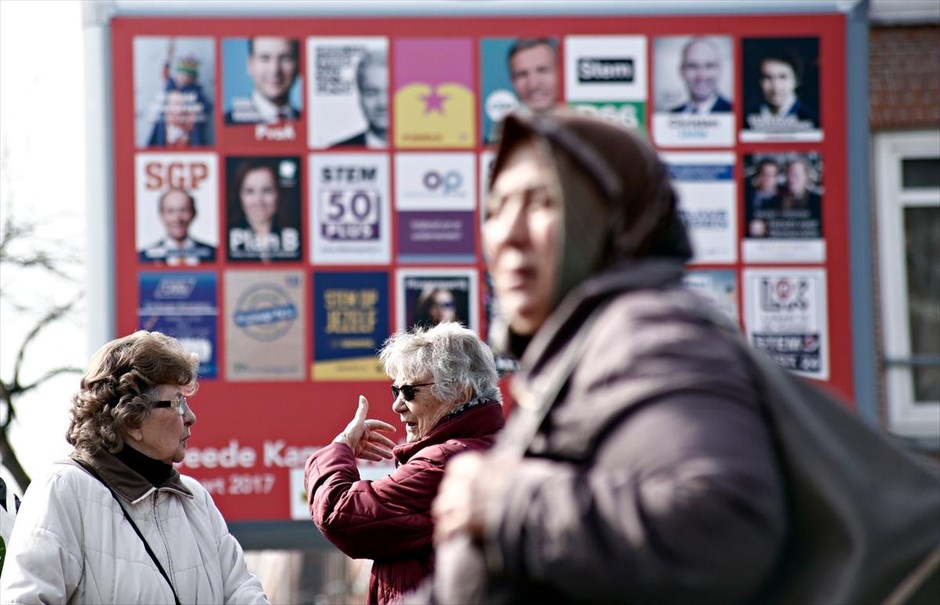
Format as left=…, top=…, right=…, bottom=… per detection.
left=379, top=322, right=502, bottom=406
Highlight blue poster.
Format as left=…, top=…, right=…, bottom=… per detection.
left=313, top=271, right=389, bottom=380
left=138, top=272, right=218, bottom=379
left=480, top=38, right=519, bottom=144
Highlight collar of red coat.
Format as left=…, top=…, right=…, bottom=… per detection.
left=392, top=399, right=505, bottom=465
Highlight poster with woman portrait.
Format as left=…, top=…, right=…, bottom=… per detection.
left=133, top=36, right=215, bottom=149
left=226, top=155, right=302, bottom=262
left=396, top=268, right=478, bottom=332
left=740, top=37, right=822, bottom=142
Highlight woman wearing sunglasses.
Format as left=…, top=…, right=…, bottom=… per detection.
left=0, top=331, right=269, bottom=604
left=304, top=322, right=505, bottom=605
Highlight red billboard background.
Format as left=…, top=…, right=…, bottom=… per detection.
left=111, top=13, right=850, bottom=522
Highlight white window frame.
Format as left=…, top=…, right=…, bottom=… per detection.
left=874, top=130, right=940, bottom=437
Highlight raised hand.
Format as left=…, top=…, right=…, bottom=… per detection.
left=333, top=395, right=397, bottom=462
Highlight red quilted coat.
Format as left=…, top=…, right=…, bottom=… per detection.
left=304, top=400, right=504, bottom=605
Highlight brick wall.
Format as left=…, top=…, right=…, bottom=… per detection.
left=869, top=25, right=940, bottom=130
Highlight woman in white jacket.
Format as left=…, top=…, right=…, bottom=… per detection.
left=0, top=331, right=269, bottom=604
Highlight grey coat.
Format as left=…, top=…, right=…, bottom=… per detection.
left=423, top=260, right=788, bottom=604
left=420, top=259, right=940, bottom=605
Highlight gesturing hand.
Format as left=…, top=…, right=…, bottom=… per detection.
left=333, top=395, right=397, bottom=462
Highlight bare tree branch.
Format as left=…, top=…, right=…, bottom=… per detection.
left=19, top=366, right=84, bottom=396
left=1, top=191, right=85, bottom=492
left=12, top=294, right=84, bottom=385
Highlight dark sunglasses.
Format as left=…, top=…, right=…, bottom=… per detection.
left=391, top=382, right=434, bottom=401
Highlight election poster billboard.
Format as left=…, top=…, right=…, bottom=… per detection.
left=107, top=10, right=855, bottom=526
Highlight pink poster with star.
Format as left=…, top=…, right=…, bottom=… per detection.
left=394, top=38, right=476, bottom=148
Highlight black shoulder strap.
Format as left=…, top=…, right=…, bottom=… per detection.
left=72, top=458, right=181, bottom=605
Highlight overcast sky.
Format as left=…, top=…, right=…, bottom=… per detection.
left=1, top=0, right=86, bottom=491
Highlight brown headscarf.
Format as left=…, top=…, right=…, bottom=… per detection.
left=487, top=111, right=692, bottom=354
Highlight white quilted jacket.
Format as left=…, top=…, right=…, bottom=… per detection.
left=0, top=453, right=268, bottom=604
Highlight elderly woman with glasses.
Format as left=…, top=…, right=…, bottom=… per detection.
left=303, top=322, right=505, bottom=605
left=0, top=331, right=269, bottom=604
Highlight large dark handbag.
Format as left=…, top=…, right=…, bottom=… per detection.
left=710, top=313, right=940, bottom=605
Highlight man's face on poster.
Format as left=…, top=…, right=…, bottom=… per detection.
left=359, top=62, right=389, bottom=137
left=510, top=43, right=558, bottom=114
left=247, top=37, right=299, bottom=103
left=680, top=40, right=721, bottom=104
left=757, top=162, right=780, bottom=193
left=160, top=189, right=196, bottom=242
left=786, top=160, right=810, bottom=196
left=759, top=58, right=797, bottom=112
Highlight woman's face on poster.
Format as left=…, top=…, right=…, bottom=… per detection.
left=240, top=167, right=279, bottom=229
left=428, top=289, right=456, bottom=325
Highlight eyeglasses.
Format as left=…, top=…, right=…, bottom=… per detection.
left=152, top=395, right=189, bottom=416
left=391, top=382, right=434, bottom=402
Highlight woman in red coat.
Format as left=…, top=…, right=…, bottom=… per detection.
left=304, top=322, right=505, bottom=605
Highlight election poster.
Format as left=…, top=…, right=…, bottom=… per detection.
left=569, top=101, right=646, bottom=133
left=740, top=37, right=822, bottom=142
left=134, top=36, right=215, bottom=149
left=682, top=269, right=739, bottom=324
left=306, top=37, right=388, bottom=150
left=742, top=152, right=825, bottom=263
left=565, top=36, right=648, bottom=131
left=138, top=272, right=219, bottom=379
left=225, top=270, right=306, bottom=381
left=394, top=38, right=476, bottom=148
left=652, top=35, right=735, bottom=148
left=312, top=271, right=389, bottom=381
left=743, top=268, right=829, bottom=379
left=660, top=152, right=737, bottom=264
left=395, top=152, right=476, bottom=262
left=226, top=156, right=303, bottom=263
left=479, top=150, right=496, bottom=232
left=482, top=272, right=520, bottom=376
left=135, top=152, right=219, bottom=266
left=480, top=38, right=562, bottom=143
left=221, top=37, right=303, bottom=144
left=309, top=153, right=391, bottom=264
left=108, top=11, right=856, bottom=526
left=396, top=269, right=478, bottom=332
left=480, top=38, right=522, bottom=145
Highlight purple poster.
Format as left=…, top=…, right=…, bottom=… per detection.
left=393, top=38, right=475, bottom=148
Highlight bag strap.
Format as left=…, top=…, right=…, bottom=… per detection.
left=512, top=303, right=609, bottom=455
left=72, top=458, right=181, bottom=605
